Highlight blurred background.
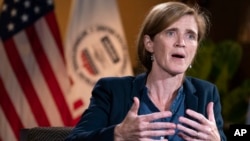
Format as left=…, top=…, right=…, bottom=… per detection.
left=53, top=0, right=250, bottom=125
left=58, top=1, right=250, bottom=139
left=53, top=0, right=250, bottom=131
left=1, top=0, right=250, bottom=140
left=52, top=0, right=250, bottom=70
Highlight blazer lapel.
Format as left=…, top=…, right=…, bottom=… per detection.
left=127, top=73, right=147, bottom=108
left=183, top=77, right=198, bottom=111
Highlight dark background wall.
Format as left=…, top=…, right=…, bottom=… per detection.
left=205, top=0, right=250, bottom=87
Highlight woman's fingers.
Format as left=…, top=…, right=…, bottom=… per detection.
left=129, top=97, right=140, bottom=116
left=140, top=127, right=175, bottom=137
left=207, top=102, right=215, bottom=122
left=145, top=122, right=176, bottom=130
left=185, top=109, right=208, bottom=125
left=140, top=111, right=173, bottom=122
left=178, top=115, right=212, bottom=133
left=177, top=102, right=221, bottom=141
left=118, top=97, right=176, bottom=140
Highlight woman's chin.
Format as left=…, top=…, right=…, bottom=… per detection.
left=168, top=69, right=186, bottom=76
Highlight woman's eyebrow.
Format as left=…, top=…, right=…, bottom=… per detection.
left=186, top=29, right=198, bottom=35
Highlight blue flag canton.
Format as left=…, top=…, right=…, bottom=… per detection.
left=0, top=0, right=54, bottom=40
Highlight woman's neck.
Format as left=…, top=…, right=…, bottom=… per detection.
left=146, top=71, right=184, bottom=111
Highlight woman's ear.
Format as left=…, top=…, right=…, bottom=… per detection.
left=143, top=35, right=154, bottom=53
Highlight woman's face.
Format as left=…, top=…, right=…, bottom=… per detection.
left=145, top=15, right=198, bottom=75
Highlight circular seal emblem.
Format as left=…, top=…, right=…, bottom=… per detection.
left=72, top=25, right=128, bottom=85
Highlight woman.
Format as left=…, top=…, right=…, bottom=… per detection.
left=65, top=1, right=226, bottom=141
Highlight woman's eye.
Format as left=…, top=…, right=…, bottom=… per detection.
left=166, top=31, right=174, bottom=36
left=187, top=33, right=197, bottom=40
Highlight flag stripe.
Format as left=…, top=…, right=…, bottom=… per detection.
left=14, top=30, right=64, bottom=126
left=0, top=108, right=16, bottom=141
left=44, top=12, right=66, bottom=63
left=0, top=78, right=23, bottom=140
left=0, top=40, right=38, bottom=128
left=25, top=25, right=73, bottom=125
left=35, top=17, right=69, bottom=100
left=3, top=38, right=50, bottom=126
left=0, top=1, right=76, bottom=140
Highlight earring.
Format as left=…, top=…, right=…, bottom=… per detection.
left=189, top=65, right=192, bottom=69
left=151, top=54, right=154, bottom=61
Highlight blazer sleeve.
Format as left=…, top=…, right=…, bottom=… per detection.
left=65, top=78, right=117, bottom=141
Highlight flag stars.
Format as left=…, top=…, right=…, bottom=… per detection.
left=2, top=4, right=7, bottom=12
left=47, top=0, right=53, bottom=6
left=1, top=0, right=54, bottom=39
left=34, top=6, right=40, bottom=14
left=21, top=14, right=28, bottom=22
left=11, top=9, right=17, bottom=17
left=7, top=23, right=15, bottom=31
left=24, top=1, right=31, bottom=8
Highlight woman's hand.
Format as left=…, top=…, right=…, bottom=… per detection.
left=114, top=97, right=176, bottom=141
left=177, top=102, right=221, bottom=141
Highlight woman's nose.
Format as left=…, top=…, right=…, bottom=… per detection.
left=174, top=36, right=185, bottom=47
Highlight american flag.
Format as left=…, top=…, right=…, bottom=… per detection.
left=0, top=0, right=79, bottom=140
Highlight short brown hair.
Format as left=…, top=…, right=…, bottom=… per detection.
left=137, top=2, right=210, bottom=72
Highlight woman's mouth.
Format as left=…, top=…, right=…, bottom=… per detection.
left=171, top=53, right=185, bottom=59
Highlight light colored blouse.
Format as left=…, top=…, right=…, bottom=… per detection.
left=139, top=86, right=185, bottom=141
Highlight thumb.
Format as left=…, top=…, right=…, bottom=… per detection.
left=129, top=97, right=140, bottom=115
left=207, top=102, right=215, bottom=122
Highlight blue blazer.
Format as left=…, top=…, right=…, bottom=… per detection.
left=65, top=73, right=227, bottom=141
